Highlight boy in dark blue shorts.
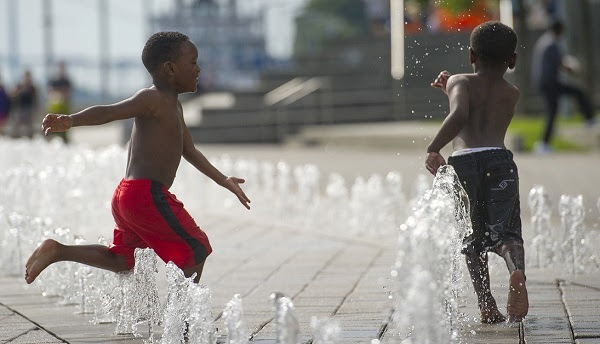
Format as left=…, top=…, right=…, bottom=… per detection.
left=425, top=21, right=528, bottom=323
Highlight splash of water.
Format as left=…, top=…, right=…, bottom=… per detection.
left=389, top=165, right=470, bottom=343
left=559, top=195, right=585, bottom=274
left=131, top=248, right=161, bottom=339
left=528, top=185, right=555, bottom=267
left=162, top=262, right=192, bottom=343
left=271, top=292, right=301, bottom=344
left=187, top=283, right=216, bottom=344
left=162, top=262, right=216, bottom=344
left=74, top=235, right=94, bottom=314
left=88, top=237, right=120, bottom=324
left=114, top=269, right=136, bottom=335
left=223, top=294, right=249, bottom=344
left=310, top=316, right=340, bottom=344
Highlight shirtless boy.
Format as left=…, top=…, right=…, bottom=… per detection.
left=425, top=21, right=528, bottom=323
left=26, top=32, right=250, bottom=284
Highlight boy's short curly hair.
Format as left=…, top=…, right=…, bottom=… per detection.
left=470, top=21, right=517, bottom=65
left=142, top=32, right=190, bottom=73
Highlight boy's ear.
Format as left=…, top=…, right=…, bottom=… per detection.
left=508, top=52, right=517, bottom=69
left=163, top=61, right=176, bottom=76
left=469, top=48, right=476, bottom=64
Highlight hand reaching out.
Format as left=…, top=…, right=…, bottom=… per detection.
left=222, top=176, right=251, bottom=209
left=425, top=152, right=446, bottom=176
left=42, top=114, right=73, bottom=136
left=431, top=70, right=451, bottom=95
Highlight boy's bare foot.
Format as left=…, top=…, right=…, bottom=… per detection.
left=506, top=270, right=528, bottom=322
left=25, top=239, right=60, bottom=284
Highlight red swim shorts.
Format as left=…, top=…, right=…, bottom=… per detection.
left=109, top=179, right=212, bottom=270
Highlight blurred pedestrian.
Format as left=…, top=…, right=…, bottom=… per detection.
left=10, top=70, right=38, bottom=139
left=0, top=74, right=10, bottom=135
left=531, top=20, right=596, bottom=153
left=47, top=61, right=73, bottom=143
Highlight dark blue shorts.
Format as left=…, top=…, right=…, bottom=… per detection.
left=448, top=149, right=523, bottom=255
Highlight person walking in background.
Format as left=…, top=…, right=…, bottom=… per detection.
left=10, top=70, right=38, bottom=139
left=531, top=20, right=596, bottom=153
left=0, top=74, right=10, bottom=135
left=47, top=61, right=73, bottom=143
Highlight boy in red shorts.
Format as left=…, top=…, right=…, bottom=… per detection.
left=25, top=32, right=251, bottom=284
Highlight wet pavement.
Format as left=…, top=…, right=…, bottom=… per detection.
left=1, top=140, right=599, bottom=343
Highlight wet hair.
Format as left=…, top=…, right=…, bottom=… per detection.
left=142, top=32, right=189, bottom=73
left=470, top=21, right=517, bottom=65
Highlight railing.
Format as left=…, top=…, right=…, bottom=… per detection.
left=264, top=77, right=332, bottom=141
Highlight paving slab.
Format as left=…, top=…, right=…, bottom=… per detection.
left=1, top=214, right=600, bottom=343
left=1, top=143, right=600, bottom=343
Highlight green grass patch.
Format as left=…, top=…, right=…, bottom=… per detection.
left=508, top=115, right=587, bottom=152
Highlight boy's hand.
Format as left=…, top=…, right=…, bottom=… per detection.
left=222, top=176, right=251, bottom=210
left=42, top=114, right=73, bottom=136
left=431, top=70, right=451, bottom=94
left=425, top=152, right=446, bottom=175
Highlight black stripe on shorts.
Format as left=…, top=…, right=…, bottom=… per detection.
left=150, top=180, right=207, bottom=266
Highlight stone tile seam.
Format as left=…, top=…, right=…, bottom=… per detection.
left=327, top=249, right=387, bottom=341
left=208, top=226, right=275, bottom=287
left=0, top=301, right=66, bottom=343
left=557, top=279, right=577, bottom=343
left=248, top=247, right=346, bottom=340
left=214, top=247, right=303, bottom=323
left=563, top=282, right=600, bottom=293
left=229, top=215, right=393, bottom=249
left=304, top=248, right=385, bottom=344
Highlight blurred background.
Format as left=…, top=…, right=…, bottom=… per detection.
left=0, top=0, right=598, bottom=151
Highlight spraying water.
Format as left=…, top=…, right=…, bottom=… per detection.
left=311, top=316, right=341, bottom=344
left=223, top=294, right=249, bottom=344
left=1, top=138, right=598, bottom=343
left=388, top=165, right=470, bottom=344
left=271, top=292, right=301, bottom=344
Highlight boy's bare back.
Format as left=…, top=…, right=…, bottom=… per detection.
left=426, top=21, right=519, bottom=176
left=448, top=73, right=519, bottom=151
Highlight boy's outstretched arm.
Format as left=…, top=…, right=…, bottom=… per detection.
left=41, top=88, right=157, bottom=135
left=180, top=109, right=251, bottom=210
left=426, top=74, right=470, bottom=175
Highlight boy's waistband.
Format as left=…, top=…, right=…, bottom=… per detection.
left=448, top=148, right=513, bottom=163
left=451, top=146, right=502, bottom=157
left=117, top=178, right=164, bottom=188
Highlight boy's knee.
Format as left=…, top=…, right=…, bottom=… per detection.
left=183, top=261, right=205, bottom=283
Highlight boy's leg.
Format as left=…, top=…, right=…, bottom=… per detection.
left=183, top=261, right=205, bottom=284
left=465, top=251, right=506, bottom=323
left=558, top=83, right=595, bottom=122
left=25, top=239, right=130, bottom=284
left=496, top=242, right=528, bottom=322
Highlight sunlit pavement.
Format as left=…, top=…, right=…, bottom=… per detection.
left=1, top=130, right=599, bottom=343
left=1, top=212, right=599, bottom=343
